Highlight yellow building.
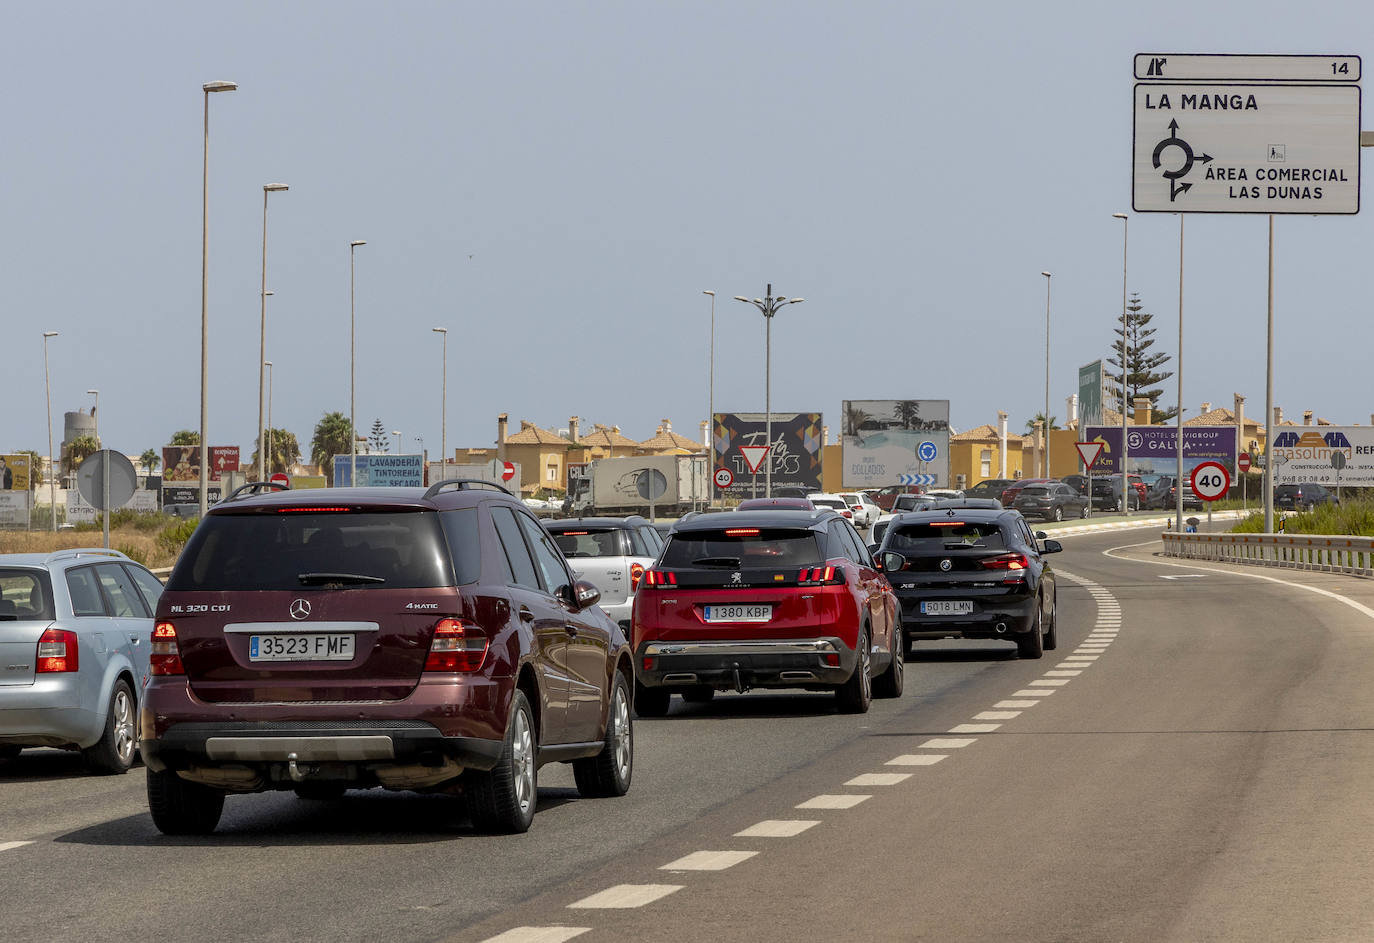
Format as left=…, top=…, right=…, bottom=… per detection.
left=951, top=424, right=1027, bottom=488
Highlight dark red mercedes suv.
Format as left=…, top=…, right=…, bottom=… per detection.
left=140, top=480, right=634, bottom=835
left=631, top=509, right=902, bottom=715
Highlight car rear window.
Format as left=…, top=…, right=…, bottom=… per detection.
left=0, top=569, right=53, bottom=621
left=661, top=528, right=823, bottom=569
left=167, top=510, right=456, bottom=591
left=810, top=498, right=845, bottom=510
left=1275, top=486, right=1299, bottom=496
left=887, top=521, right=1007, bottom=553
left=1019, top=486, right=1050, bottom=497
left=549, top=528, right=626, bottom=558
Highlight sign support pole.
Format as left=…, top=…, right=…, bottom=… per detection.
left=1175, top=212, right=1185, bottom=533
left=1264, top=214, right=1275, bottom=533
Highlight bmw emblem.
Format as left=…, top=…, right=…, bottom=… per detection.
left=939, top=559, right=953, bottom=572
left=290, top=598, right=312, bottom=620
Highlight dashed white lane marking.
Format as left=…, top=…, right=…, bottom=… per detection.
left=1046, top=670, right=1082, bottom=677
left=481, top=928, right=590, bottom=943
left=797, top=794, right=871, bottom=809
left=845, top=772, right=912, bottom=786
left=0, top=841, right=33, bottom=853
left=920, top=737, right=976, bottom=749
left=661, top=850, right=758, bottom=871
left=569, top=885, right=682, bottom=909
left=1029, top=678, right=1070, bottom=687
left=887, top=754, right=948, bottom=766
left=1075, top=647, right=1109, bottom=653
left=735, top=820, right=820, bottom=838
left=1012, top=689, right=1054, bottom=697
left=1064, top=655, right=1099, bottom=661
left=995, top=700, right=1039, bottom=709
left=975, top=710, right=1021, bottom=720
left=949, top=723, right=1000, bottom=733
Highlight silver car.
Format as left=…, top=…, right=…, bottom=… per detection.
left=0, top=549, right=161, bottom=773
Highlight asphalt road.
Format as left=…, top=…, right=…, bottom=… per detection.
left=5, top=522, right=1374, bottom=942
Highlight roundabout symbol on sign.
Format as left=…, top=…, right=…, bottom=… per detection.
left=713, top=467, right=733, bottom=490
left=1152, top=119, right=1213, bottom=202
left=1190, top=461, right=1231, bottom=502
left=917, top=440, right=938, bottom=463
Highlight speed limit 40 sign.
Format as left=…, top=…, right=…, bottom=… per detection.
left=1190, top=461, right=1231, bottom=502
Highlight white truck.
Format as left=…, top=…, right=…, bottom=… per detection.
left=566, top=454, right=709, bottom=518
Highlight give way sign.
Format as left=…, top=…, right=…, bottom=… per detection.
left=1075, top=441, right=1105, bottom=469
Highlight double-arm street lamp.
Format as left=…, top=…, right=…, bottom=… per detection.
left=734, top=285, right=804, bottom=497
left=258, top=183, right=288, bottom=482
left=703, top=290, right=715, bottom=505
left=1041, top=271, right=1052, bottom=477
left=43, top=331, right=59, bottom=532
left=349, top=240, right=366, bottom=472
left=200, top=79, right=237, bottom=518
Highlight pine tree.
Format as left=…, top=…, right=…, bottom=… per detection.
left=368, top=419, right=389, bottom=453
left=1105, top=293, right=1177, bottom=423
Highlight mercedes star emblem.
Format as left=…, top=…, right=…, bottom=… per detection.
left=290, top=598, right=312, bottom=620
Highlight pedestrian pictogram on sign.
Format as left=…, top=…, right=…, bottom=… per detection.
left=739, top=446, right=770, bottom=475
left=1075, top=441, right=1105, bottom=469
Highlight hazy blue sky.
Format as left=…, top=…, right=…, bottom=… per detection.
left=5, top=1, right=1371, bottom=464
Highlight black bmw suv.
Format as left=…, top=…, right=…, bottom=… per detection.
left=875, top=506, right=1061, bottom=659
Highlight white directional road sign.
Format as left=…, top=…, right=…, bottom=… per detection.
left=1133, top=53, right=1360, bottom=215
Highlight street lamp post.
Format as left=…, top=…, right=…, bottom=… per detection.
left=392, top=430, right=402, bottom=454
left=734, top=285, right=804, bottom=497
left=703, top=290, right=715, bottom=505
left=200, top=79, right=237, bottom=519
left=264, top=360, right=274, bottom=475
left=1113, top=212, right=1131, bottom=516
left=43, top=331, right=58, bottom=532
left=432, top=327, right=447, bottom=477
left=349, top=240, right=366, bottom=483
left=258, top=183, right=288, bottom=483
left=86, top=388, right=106, bottom=545
left=1041, top=271, right=1052, bottom=477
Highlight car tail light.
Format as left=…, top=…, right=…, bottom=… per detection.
left=799, top=566, right=844, bottom=584
left=842, top=510, right=853, bottom=519
left=979, top=553, right=1029, bottom=571
left=36, top=628, right=78, bottom=673
left=150, top=622, right=183, bottom=676
left=630, top=562, right=645, bottom=591
left=850, top=505, right=863, bottom=512
left=425, top=618, right=488, bottom=672
left=643, top=569, right=677, bottom=588
left=642, top=656, right=655, bottom=672
left=724, top=528, right=759, bottom=536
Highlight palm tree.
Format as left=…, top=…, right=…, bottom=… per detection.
left=894, top=400, right=922, bottom=430
left=253, top=428, right=302, bottom=475
left=1025, top=413, right=1059, bottom=435
left=140, top=448, right=161, bottom=475
left=169, top=429, right=200, bottom=446
left=844, top=405, right=872, bottom=437
left=311, top=412, right=354, bottom=479
left=65, top=434, right=99, bottom=476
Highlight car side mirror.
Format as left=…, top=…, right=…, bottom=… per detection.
left=1041, top=539, right=1063, bottom=554
left=878, top=551, right=906, bottom=572
left=571, top=580, right=601, bottom=610
left=1035, top=531, right=1048, bottom=540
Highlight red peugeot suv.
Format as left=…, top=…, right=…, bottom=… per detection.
left=140, top=481, right=634, bottom=835
left=631, top=509, right=902, bottom=716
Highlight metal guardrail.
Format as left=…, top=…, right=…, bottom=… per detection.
left=1161, top=531, right=1374, bottom=578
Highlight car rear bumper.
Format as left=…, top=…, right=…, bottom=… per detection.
left=0, top=677, right=103, bottom=748
left=896, top=592, right=1037, bottom=639
left=635, top=637, right=857, bottom=690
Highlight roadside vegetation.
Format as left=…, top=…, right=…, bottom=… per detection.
left=0, top=510, right=195, bottom=569
left=1230, top=499, right=1374, bottom=537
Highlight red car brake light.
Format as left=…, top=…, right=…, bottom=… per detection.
left=424, top=618, right=488, bottom=672
left=643, top=569, right=677, bottom=588
left=630, top=562, right=645, bottom=591
left=798, top=565, right=844, bottom=584
left=724, top=528, right=759, bottom=536
left=36, top=628, right=78, bottom=673
left=150, top=622, right=183, bottom=676
left=979, top=553, right=1028, bottom=571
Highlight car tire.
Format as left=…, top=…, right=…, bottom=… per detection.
left=633, top=680, right=671, bottom=718
left=1043, top=594, right=1058, bottom=651
left=836, top=627, right=873, bottom=714
left=573, top=671, right=633, bottom=798
left=468, top=689, right=538, bottom=834
left=1079, top=504, right=1089, bottom=519
left=147, top=768, right=225, bottom=835
left=83, top=679, right=138, bottom=775
left=872, top=622, right=905, bottom=699
left=1052, top=507, right=1063, bottom=522
left=1017, top=604, right=1045, bottom=660
left=680, top=686, right=715, bottom=704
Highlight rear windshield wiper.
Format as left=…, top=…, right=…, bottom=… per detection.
left=297, top=572, right=386, bottom=585
left=942, top=542, right=987, bottom=549
left=691, top=556, right=742, bottom=568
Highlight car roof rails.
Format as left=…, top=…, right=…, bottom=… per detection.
left=45, top=548, right=129, bottom=563
left=423, top=479, right=514, bottom=499
left=222, top=481, right=290, bottom=502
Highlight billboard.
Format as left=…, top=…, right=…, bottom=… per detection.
left=840, top=400, right=950, bottom=488
left=712, top=412, right=823, bottom=498
left=162, top=486, right=222, bottom=506
left=0, top=454, right=32, bottom=491
left=1083, top=425, right=1237, bottom=477
left=1077, top=361, right=1106, bottom=427
left=332, top=454, right=425, bottom=487
left=1270, top=427, right=1374, bottom=485
left=0, top=492, right=29, bottom=527
left=162, top=445, right=239, bottom=483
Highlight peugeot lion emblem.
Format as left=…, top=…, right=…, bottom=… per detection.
left=731, top=572, right=742, bottom=584
left=290, top=598, right=312, bottom=620
left=939, top=559, right=953, bottom=572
